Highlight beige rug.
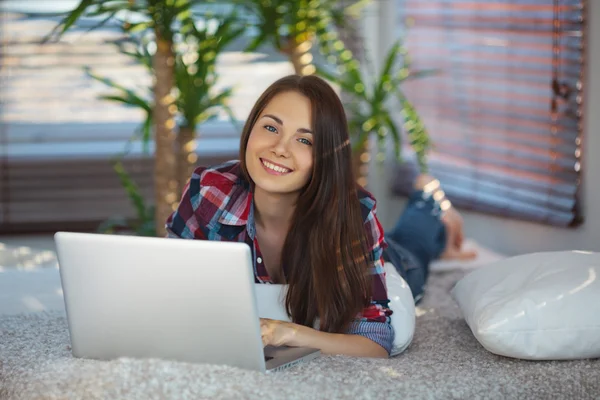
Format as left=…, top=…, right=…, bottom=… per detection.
left=2, top=269, right=599, bottom=400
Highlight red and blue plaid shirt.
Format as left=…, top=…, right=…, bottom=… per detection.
left=166, top=160, right=394, bottom=353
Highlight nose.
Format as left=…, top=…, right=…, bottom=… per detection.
left=271, top=135, right=291, bottom=158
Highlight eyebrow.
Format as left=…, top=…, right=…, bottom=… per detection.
left=262, top=114, right=313, bottom=134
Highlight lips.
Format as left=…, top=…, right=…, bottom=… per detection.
left=260, top=158, right=292, bottom=175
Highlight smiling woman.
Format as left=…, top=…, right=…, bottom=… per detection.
left=166, top=74, right=476, bottom=358
left=245, top=91, right=314, bottom=195
left=167, top=75, right=392, bottom=357
left=238, top=76, right=379, bottom=338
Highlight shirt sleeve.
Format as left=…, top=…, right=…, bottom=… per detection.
left=346, top=200, right=394, bottom=354
left=165, top=168, right=207, bottom=240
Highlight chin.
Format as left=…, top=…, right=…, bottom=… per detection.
left=252, top=178, right=296, bottom=196
left=250, top=173, right=302, bottom=196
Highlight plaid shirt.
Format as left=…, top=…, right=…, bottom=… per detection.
left=166, top=160, right=394, bottom=353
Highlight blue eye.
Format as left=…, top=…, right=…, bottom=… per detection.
left=264, top=125, right=277, bottom=133
left=298, top=138, right=312, bottom=146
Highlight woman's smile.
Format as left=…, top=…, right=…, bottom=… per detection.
left=260, top=158, right=293, bottom=176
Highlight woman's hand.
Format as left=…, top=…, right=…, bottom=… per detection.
left=260, top=318, right=300, bottom=347
left=259, top=318, right=388, bottom=357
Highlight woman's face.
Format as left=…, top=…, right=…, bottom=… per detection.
left=245, top=90, right=314, bottom=197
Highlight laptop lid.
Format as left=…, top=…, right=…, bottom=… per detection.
left=54, top=232, right=268, bottom=372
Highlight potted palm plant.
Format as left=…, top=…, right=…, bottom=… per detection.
left=229, top=0, right=368, bottom=76
left=48, top=0, right=244, bottom=236
left=316, top=38, right=434, bottom=186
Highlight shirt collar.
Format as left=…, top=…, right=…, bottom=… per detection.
left=216, top=183, right=256, bottom=239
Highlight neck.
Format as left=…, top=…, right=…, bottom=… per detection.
left=253, top=187, right=297, bottom=231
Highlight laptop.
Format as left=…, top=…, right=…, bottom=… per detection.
left=54, top=232, right=320, bottom=373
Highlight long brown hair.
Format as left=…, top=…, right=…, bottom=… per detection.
left=239, top=75, right=373, bottom=334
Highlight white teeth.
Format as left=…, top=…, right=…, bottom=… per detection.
left=262, top=159, right=290, bottom=173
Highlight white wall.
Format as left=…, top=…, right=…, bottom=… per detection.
left=367, top=0, right=600, bottom=256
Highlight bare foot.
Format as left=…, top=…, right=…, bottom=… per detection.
left=440, top=207, right=478, bottom=261
left=440, top=246, right=478, bottom=261
left=413, top=174, right=438, bottom=191
left=414, top=174, right=478, bottom=261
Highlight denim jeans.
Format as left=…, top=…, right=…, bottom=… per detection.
left=383, top=190, right=447, bottom=304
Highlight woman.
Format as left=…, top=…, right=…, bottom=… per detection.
left=166, top=75, right=474, bottom=358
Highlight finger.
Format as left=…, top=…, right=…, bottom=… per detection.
left=260, top=325, right=269, bottom=347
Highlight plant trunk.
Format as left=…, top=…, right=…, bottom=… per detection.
left=177, top=125, right=197, bottom=196
left=284, top=37, right=314, bottom=75
left=352, top=139, right=370, bottom=188
left=152, top=36, right=177, bottom=237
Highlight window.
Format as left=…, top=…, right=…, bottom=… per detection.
left=0, top=3, right=293, bottom=232
left=392, top=0, right=586, bottom=227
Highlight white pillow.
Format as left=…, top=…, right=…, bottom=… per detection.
left=451, top=250, right=600, bottom=360
left=384, top=261, right=416, bottom=356
left=255, top=262, right=416, bottom=357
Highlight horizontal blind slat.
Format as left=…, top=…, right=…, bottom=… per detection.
left=394, top=0, right=584, bottom=226
left=432, top=138, right=578, bottom=162
left=429, top=149, right=578, bottom=179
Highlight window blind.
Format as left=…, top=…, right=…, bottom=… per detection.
left=0, top=8, right=292, bottom=233
left=392, top=0, right=586, bottom=227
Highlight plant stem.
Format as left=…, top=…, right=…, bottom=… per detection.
left=284, top=36, right=314, bottom=76
left=177, top=125, right=197, bottom=195
left=153, top=35, right=177, bottom=237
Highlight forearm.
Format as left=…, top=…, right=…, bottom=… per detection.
left=289, top=324, right=389, bottom=358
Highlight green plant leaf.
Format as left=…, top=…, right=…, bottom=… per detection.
left=397, top=68, right=440, bottom=84
left=374, top=40, right=402, bottom=104
left=140, top=112, right=153, bottom=154
left=86, top=68, right=151, bottom=112
left=44, top=0, right=96, bottom=42
left=383, top=112, right=402, bottom=162
left=84, top=10, right=119, bottom=33
left=116, top=39, right=153, bottom=71
left=398, top=96, right=431, bottom=172
left=246, top=28, right=271, bottom=52
left=97, top=216, right=130, bottom=234
left=195, top=111, right=219, bottom=125
left=222, top=103, right=241, bottom=133
left=314, top=65, right=365, bottom=100
left=124, top=21, right=153, bottom=34
left=137, top=216, right=157, bottom=237
left=113, top=160, right=151, bottom=223
left=342, top=0, right=371, bottom=19
left=97, top=94, right=149, bottom=111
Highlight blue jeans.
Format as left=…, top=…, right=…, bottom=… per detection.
left=383, top=191, right=447, bottom=304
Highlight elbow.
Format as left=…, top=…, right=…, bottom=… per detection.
left=366, top=342, right=390, bottom=359
left=374, top=348, right=389, bottom=359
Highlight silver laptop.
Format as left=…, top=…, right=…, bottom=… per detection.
left=54, top=232, right=319, bottom=373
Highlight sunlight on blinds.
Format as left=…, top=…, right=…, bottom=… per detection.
left=392, top=0, right=586, bottom=227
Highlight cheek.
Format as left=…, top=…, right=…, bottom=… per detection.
left=246, top=129, right=273, bottom=154
left=299, top=149, right=313, bottom=174
left=245, top=132, right=260, bottom=170
left=246, top=130, right=259, bottom=153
